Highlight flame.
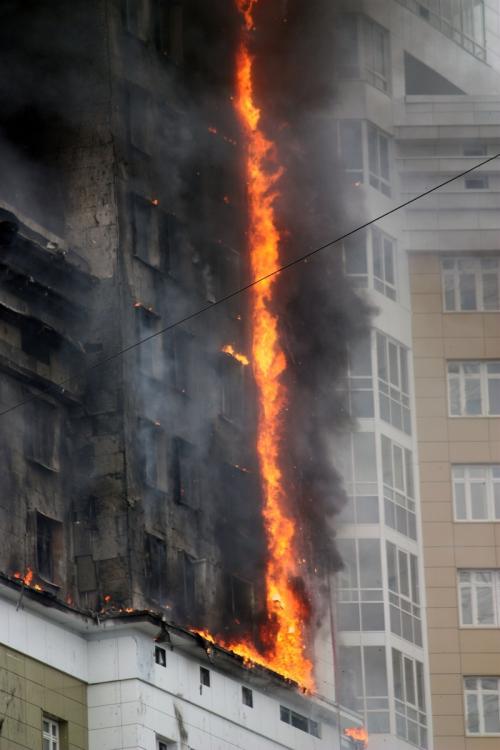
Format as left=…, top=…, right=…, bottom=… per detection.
left=344, top=727, right=369, bottom=748
left=190, top=0, right=313, bottom=690
left=222, top=344, right=250, bottom=366
left=12, top=568, right=43, bottom=591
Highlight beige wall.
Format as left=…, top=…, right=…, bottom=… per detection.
left=0, top=643, right=87, bottom=750
left=410, top=252, right=500, bottom=750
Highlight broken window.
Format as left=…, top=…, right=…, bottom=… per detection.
left=219, top=352, right=245, bottom=423
left=139, top=419, right=168, bottom=492
left=242, top=686, right=253, bottom=708
left=204, top=243, right=240, bottom=303
left=124, top=0, right=152, bottom=40
left=167, top=329, right=192, bottom=394
left=136, top=311, right=164, bottom=380
left=171, top=437, right=199, bottom=508
left=36, top=512, right=63, bottom=583
left=21, top=324, right=51, bottom=365
left=226, top=574, right=254, bottom=623
left=200, top=666, right=210, bottom=687
left=144, top=533, right=167, bottom=602
left=155, top=645, right=167, bottom=667
left=179, top=550, right=196, bottom=612
left=132, top=195, right=160, bottom=268
left=25, top=399, right=61, bottom=471
left=156, top=0, right=184, bottom=64
left=128, top=86, right=152, bottom=154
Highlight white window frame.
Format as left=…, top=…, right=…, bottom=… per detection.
left=452, top=464, right=500, bottom=521
left=447, top=361, right=500, bottom=417
left=392, top=649, right=428, bottom=748
left=367, top=123, right=392, bottom=197
left=337, top=538, right=385, bottom=632
left=43, top=717, right=60, bottom=750
left=335, top=121, right=393, bottom=196
left=381, top=434, right=417, bottom=540
left=343, top=227, right=397, bottom=301
left=464, top=677, right=500, bottom=736
left=376, top=333, right=412, bottom=434
left=441, top=256, right=500, bottom=312
left=458, top=570, right=500, bottom=627
left=387, top=542, right=422, bottom=646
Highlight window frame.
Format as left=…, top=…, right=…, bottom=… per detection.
left=381, top=434, right=417, bottom=540
left=337, top=430, right=379, bottom=525
left=387, top=541, right=422, bottom=645
left=337, top=14, right=391, bottom=93
left=343, top=226, right=398, bottom=301
left=441, top=256, right=500, bottom=312
left=337, top=644, right=390, bottom=734
left=42, top=716, right=60, bottom=750
left=376, top=332, right=412, bottom=434
left=464, top=677, right=500, bottom=736
left=279, top=705, right=321, bottom=738
left=447, top=361, right=500, bottom=417
left=337, top=538, right=385, bottom=632
left=392, top=649, right=428, bottom=748
left=452, top=464, right=500, bottom=522
left=458, top=570, right=500, bottom=627
left=335, top=120, right=393, bottom=197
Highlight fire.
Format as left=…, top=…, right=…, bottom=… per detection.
left=12, top=568, right=43, bottom=591
left=344, top=727, right=369, bottom=748
left=191, top=0, right=313, bottom=690
left=222, top=344, right=250, bottom=366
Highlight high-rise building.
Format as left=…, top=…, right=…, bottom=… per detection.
left=334, top=2, right=500, bottom=750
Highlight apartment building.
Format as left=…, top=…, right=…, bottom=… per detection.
left=334, top=1, right=500, bottom=750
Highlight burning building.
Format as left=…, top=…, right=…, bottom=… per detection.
left=0, top=1, right=366, bottom=749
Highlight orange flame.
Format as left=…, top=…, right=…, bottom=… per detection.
left=344, top=727, right=369, bottom=748
left=189, top=0, right=313, bottom=690
left=222, top=344, right=250, bottom=366
left=12, top=568, right=43, bottom=591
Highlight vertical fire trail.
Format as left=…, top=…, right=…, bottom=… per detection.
left=193, top=0, right=313, bottom=690
left=233, top=0, right=313, bottom=687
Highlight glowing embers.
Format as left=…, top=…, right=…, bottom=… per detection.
left=222, top=344, right=250, bottom=366
left=344, top=726, right=369, bottom=748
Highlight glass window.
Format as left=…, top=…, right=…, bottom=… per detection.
left=337, top=538, right=384, bottom=631
left=448, top=362, right=500, bottom=416
left=344, top=228, right=398, bottom=301
left=345, top=336, right=375, bottom=420
left=442, top=257, right=500, bottom=312
left=42, top=718, right=59, bottom=750
left=382, top=435, right=417, bottom=540
left=368, top=124, right=392, bottom=196
left=337, top=645, right=390, bottom=734
left=337, top=120, right=364, bottom=187
left=387, top=542, right=423, bottom=645
left=465, top=677, right=500, bottom=735
left=394, top=0, right=485, bottom=60
left=458, top=570, right=500, bottom=626
left=392, top=650, right=427, bottom=748
left=337, top=432, right=379, bottom=524
left=279, top=705, right=320, bottom=737
left=377, top=333, right=411, bottom=434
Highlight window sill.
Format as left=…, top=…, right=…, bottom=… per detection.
left=26, top=456, right=59, bottom=473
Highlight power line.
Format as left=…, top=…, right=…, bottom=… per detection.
left=0, top=152, right=498, bottom=420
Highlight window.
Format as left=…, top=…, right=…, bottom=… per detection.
left=128, top=87, right=152, bottom=154
left=465, top=174, right=489, bottom=190
left=171, top=437, right=199, bottom=508
left=132, top=196, right=158, bottom=267
left=42, top=717, right=60, bottom=750
left=453, top=465, right=500, bottom=521
left=465, top=677, right=500, bottom=735
left=376, top=334, right=411, bottom=433
left=21, top=324, right=51, bottom=364
left=204, top=243, right=240, bottom=303
left=179, top=550, right=197, bottom=614
left=343, top=228, right=397, bottom=301
left=337, top=646, right=390, bottom=733
left=36, top=513, right=62, bottom=583
left=25, top=399, right=60, bottom=471
left=345, top=335, right=374, bottom=419
left=124, top=0, right=152, bottom=40
left=464, top=141, right=487, bottom=157
left=242, top=686, right=253, bottom=707
left=139, top=420, right=168, bottom=491
left=157, top=737, right=176, bottom=750
left=387, top=542, right=422, bottom=645
left=442, top=256, right=500, bottom=311
left=220, top=352, right=245, bottom=423
left=368, top=124, right=391, bottom=196
left=155, top=645, right=167, bottom=667
left=136, top=311, right=164, bottom=380
left=167, top=329, right=192, bottom=395
left=156, top=0, right=184, bottom=64
left=337, top=15, right=391, bottom=93
left=448, top=361, right=500, bottom=416
left=395, top=0, right=485, bottom=61
left=337, top=539, right=384, bottom=631
left=144, top=533, right=167, bottom=603
left=335, top=121, right=392, bottom=196
left=459, top=570, right=500, bottom=626
left=382, top=435, right=417, bottom=540
left=280, top=706, right=320, bottom=738
left=337, top=431, right=379, bottom=524
left=392, top=649, right=427, bottom=748
left=226, top=574, right=253, bottom=623
left=200, top=666, right=210, bottom=687
left=372, top=227, right=397, bottom=300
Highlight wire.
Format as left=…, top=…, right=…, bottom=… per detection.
left=0, top=152, right=498, bottom=420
